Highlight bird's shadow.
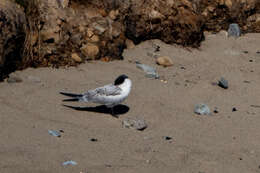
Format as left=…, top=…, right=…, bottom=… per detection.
left=62, top=104, right=129, bottom=118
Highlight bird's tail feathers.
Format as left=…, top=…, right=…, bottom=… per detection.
left=60, top=91, right=87, bottom=102
left=60, top=91, right=83, bottom=97
left=62, top=98, right=80, bottom=102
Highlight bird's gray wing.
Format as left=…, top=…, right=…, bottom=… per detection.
left=95, top=84, right=122, bottom=96
left=84, top=84, right=122, bottom=98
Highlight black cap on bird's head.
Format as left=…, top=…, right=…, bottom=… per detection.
left=114, top=74, right=128, bottom=85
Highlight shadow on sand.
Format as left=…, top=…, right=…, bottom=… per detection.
left=62, top=104, right=129, bottom=118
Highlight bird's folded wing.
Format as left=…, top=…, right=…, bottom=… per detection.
left=88, top=84, right=122, bottom=96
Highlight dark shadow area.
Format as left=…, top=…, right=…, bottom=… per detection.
left=62, top=104, right=129, bottom=118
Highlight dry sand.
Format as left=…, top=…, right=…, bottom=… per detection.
left=0, top=32, right=260, bottom=173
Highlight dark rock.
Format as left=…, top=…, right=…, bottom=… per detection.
left=163, top=136, right=172, bottom=141
left=218, top=77, right=229, bottom=89
left=232, top=107, right=237, bottom=112
left=90, top=138, right=98, bottom=142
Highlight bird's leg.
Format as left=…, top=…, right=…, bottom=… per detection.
left=110, top=107, right=118, bottom=118
left=111, top=107, right=114, bottom=115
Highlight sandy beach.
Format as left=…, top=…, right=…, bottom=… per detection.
left=0, top=32, right=260, bottom=173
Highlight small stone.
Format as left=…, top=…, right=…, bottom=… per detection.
left=87, top=29, right=94, bottom=38
left=7, top=74, right=22, bottom=83
left=125, top=39, right=135, bottom=49
left=149, top=9, right=165, bottom=20
left=99, top=9, right=107, bottom=17
left=48, top=130, right=61, bottom=137
left=62, top=160, right=77, bottom=166
left=92, top=23, right=106, bottom=34
left=109, top=10, right=119, bottom=20
left=256, top=51, right=260, bottom=54
left=81, top=43, right=99, bottom=60
left=79, top=25, right=85, bottom=32
left=156, top=56, right=173, bottom=67
left=163, top=136, right=172, bottom=140
left=228, top=23, right=241, bottom=38
left=57, top=0, right=69, bottom=8
left=213, top=108, right=219, bottom=113
left=218, top=30, right=228, bottom=37
left=71, top=53, right=82, bottom=63
left=122, top=118, right=147, bottom=131
left=194, top=104, right=211, bottom=115
left=232, top=107, right=237, bottom=112
left=90, top=138, right=98, bottom=142
left=218, top=77, right=229, bottom=89
left=136, top=61, right=159, bottom=79
left=90, top=35, right=99, bottom=42
left=225, top=0, right=233, bottom=8
left=243, top=51, right=249, bottom=54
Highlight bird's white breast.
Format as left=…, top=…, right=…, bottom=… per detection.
left=104, top=78, right=132, bottom=107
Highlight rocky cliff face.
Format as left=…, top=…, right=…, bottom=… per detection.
left=0, top=0, right=259, bottom=80
left=0, top=0, right=26, bottom=79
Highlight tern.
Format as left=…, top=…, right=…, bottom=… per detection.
left=60, top=74, right=132, bottom=115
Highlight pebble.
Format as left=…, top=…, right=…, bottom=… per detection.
left=156, top=56, right=173, bottom=67
left=90, top=138, right=98, bottom=142
left=194, top=104, right=211, bottom=115
left=125, top=39, right=135, bottom=49
left=228, top=23, right=241, bottom=37
left=48, top=130, right=61, bottom=137
left=109, top=10, right=119, bottom=20
left=136, top=61, right=159, bottom=79
left=163, top=136, right=172, bottom=141
left=122, top=118, right=147, bottom=131
left=218, top=77, right=229, bottom=89
left=71, top=53, right=82, bottom=62
left=7, top=74, right=22, bottom=83
left=62, top=160, right=77, bottom=166
left=80, top=43, right=99, bottom=60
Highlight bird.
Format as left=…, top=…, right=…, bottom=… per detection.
left=60, top=74, right=132, bottom=116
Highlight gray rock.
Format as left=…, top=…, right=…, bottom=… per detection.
left=218, top=77, right=228, bottom=89
left=122, top=118, right=147, bottom=131
left=7, top=74, right=22, bottom=83
left=136, top=61, right=159, bottom=79
left=228, top=23, right=241, bottom=37
left=194, top=104, right=211, bottom=115
left=48, top=130, right=61, bottom=137
left=62, top=160, right=77, bottom=166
